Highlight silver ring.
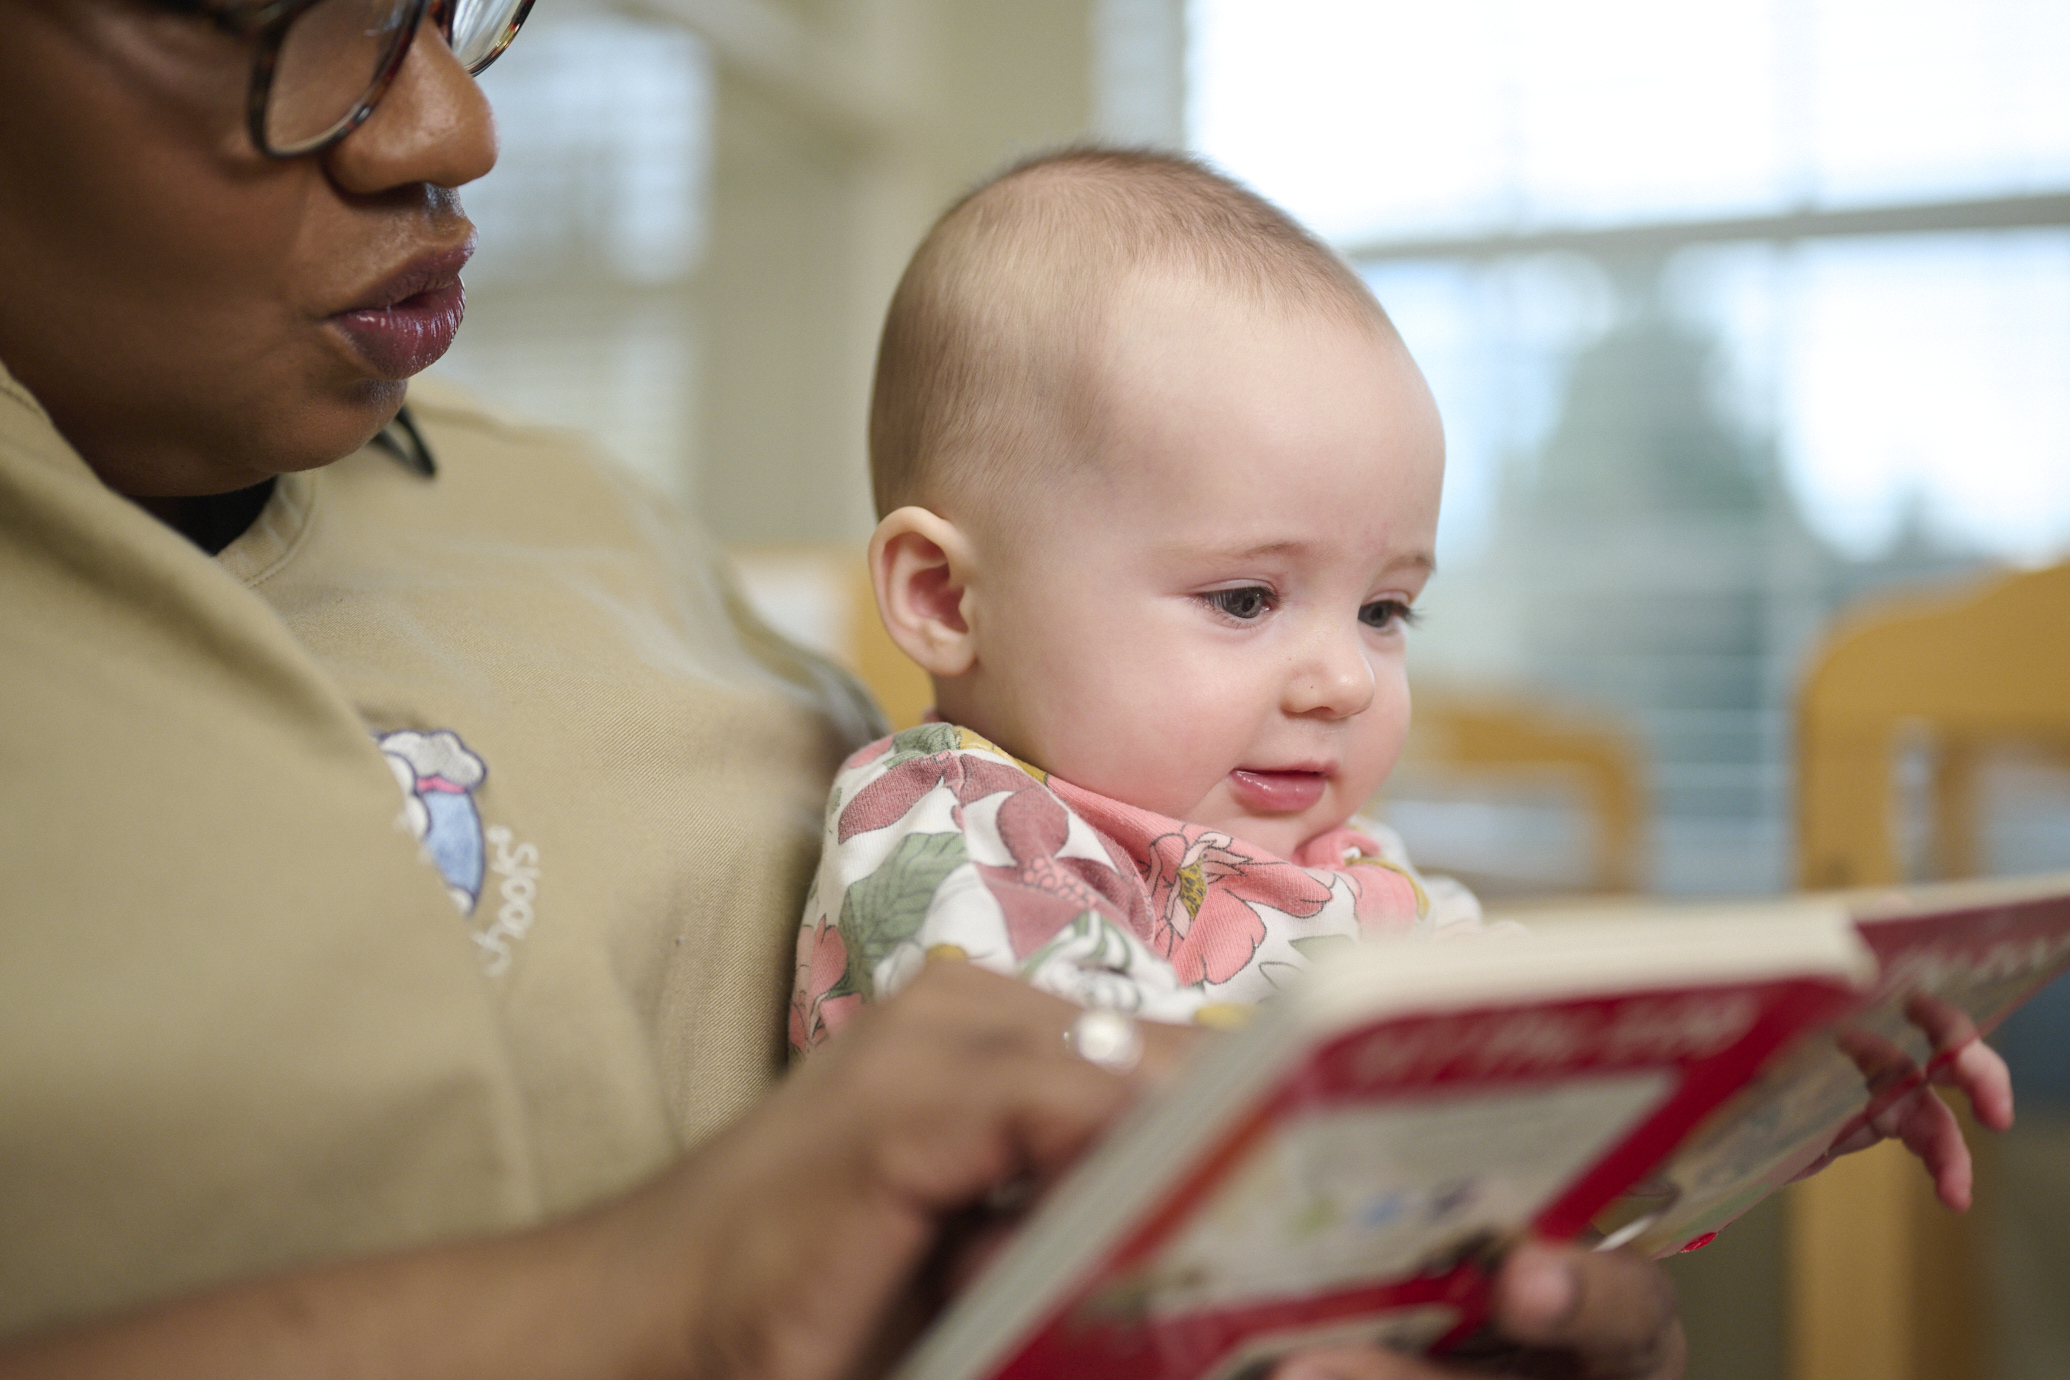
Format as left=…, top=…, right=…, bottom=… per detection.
left=1065, top=1009, right=1143, bottom=1075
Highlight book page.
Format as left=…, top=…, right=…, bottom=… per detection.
left=1101, top=1073, right=1671, bottom=1318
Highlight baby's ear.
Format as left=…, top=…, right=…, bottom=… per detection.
left=869, top=507, right=978, bottom=678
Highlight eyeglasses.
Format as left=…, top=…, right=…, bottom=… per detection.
left=159, top=0, right=533, bottom=158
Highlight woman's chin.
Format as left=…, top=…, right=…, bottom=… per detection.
left=224, top=380, right=409, bottom=484
left=340, top=375, right=410, bottom=419
left=301, top=378, right=411, bottom=464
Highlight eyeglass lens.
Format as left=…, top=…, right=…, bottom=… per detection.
left=263, top=0, right=529, bottom=153
left=444, top=0, right=530, bottom=71
left=265, top=0, right=413, bottom=152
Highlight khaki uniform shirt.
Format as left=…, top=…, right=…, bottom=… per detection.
left=0, top=367, right=872, bottom=1339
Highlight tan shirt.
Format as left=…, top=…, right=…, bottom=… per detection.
left=0, top=368, right=871, bottom=1339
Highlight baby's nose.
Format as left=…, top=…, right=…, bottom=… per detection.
left=1284, top=624, right=1375, bottom=719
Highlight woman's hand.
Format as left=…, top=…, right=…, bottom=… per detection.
left=1272, top=1241, right=1686, bottom=1380
left=643, top=959, right=1191, bottom=1379
left=658, top=965, right=1693, bottom=1380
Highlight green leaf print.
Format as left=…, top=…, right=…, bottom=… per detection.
left=1289, top=934, right=1357, bottom=963
left=865, top=722, right=964, bottom=778
left=1256, top=960, right=1305, bottom=991
left=891, top=722, right=961, bottom=756
left=1020, top=910, right=1134, bottom=979
left=838, top=829, right=969, bottom=997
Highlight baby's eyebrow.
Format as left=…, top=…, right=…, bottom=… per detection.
left=1226, top=539, right=1307, bottom=559
left=1153, top=540, right=1439, bottom=576
left=1390, top=551, right=1439, bottom=577
left=1148, top=537, right=1308, bottom=562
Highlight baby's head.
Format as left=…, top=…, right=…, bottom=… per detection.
left=867, top=149, right=1443, bottom=859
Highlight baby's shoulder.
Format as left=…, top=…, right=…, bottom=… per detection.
left=833, top=721, right=1046, bottom=784
left=825, top=720, right=1058, bottom=837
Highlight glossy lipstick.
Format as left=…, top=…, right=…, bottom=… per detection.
left=1226, top=768, right=1329, bottom=814
left=327, top=241, right=473, bottom=380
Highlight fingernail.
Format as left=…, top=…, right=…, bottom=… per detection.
left=1506, top=1244, right=1579, bottom=1330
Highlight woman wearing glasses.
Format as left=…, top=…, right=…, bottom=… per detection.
left=0, top=2, right=1683, bottom=1377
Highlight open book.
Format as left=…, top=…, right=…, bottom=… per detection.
left=894, top=873, right=2070, bottom=1380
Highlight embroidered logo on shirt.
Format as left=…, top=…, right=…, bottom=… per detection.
left=379, top=729, right=489, bottom=914
left=475, top=826, right=541, bottom=977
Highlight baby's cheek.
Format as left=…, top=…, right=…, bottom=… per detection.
left=1080, top=716, right=1228, bottom=818
left=1348, top=699, right=1412, bottom=801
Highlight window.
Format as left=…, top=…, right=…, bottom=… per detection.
left=436, top=8, right=714, bottom=504
left=1193, top=0, right=2070, bottom=894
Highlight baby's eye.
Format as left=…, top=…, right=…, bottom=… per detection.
left=1204, top=586, right=1274, bottom=621
left=1360, top=599, right=1417, bottom=632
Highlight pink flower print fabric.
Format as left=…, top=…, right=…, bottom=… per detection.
left=789, top=722, right=1484, bottom=1056
left=789, top=915, right=859, bottom=1055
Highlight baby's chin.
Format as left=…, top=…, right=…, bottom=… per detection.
left=1179, top=773, right=1362, bottom=860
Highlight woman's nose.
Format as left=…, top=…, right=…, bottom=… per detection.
left=1282, top=619, right=1375, bottom=720
left=325, top=20, right=499, bottom=195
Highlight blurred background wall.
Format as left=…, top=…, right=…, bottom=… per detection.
left=441, top=0, right=1176, bottom=541
left=433, top=2, right=2069, bottom=1375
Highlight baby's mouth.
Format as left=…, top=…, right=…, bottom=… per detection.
left=1226, top=769, right=1329, bottom=814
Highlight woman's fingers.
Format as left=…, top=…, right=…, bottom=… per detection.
left=1133, top=1009, right=1209, bottom=1083
left=1489, top=1241, right=1687, bottom=1379
left=1265, top=1243, right=1687, bottom=1380
left=788, top=962, right=1141, bottom=1204
left=812, top=960, right=1217, bottom=1204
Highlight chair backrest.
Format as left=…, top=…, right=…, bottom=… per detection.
left=1799, top=560, right=2070, bottom=889
left=724, top=544, right=934, bottom=732
left=1788, top=559, right=2070, bottom=1380
left=1396, top=696, right=1647, bottom=896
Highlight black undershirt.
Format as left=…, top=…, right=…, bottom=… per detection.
left=153, top=408, right=430, bottom=554
left=162, top=478, right=278, bottom=556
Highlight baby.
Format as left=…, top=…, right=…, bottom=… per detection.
left=785, top=144, right=2013, bottom=1230
left=788, top=147, right=1476, bottom=1053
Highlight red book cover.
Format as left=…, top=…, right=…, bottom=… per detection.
left=896, top=909, right=1874, bottom=1380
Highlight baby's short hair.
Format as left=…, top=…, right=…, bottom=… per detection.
left=868, top=147, right=1387, bottom=517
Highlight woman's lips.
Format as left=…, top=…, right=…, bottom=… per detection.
left=1226, top=769, right=1329, bottom=814
left=327, top=280, right=466, bottom=380
left=327, top=239, right=473, bottom=380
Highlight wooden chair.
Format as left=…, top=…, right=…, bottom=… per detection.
left=1788, top=559, right=2070, bottom=1380
left=725, top=544, right=934, bottom=728
left=1394, top=695, right=1647, bottom=896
